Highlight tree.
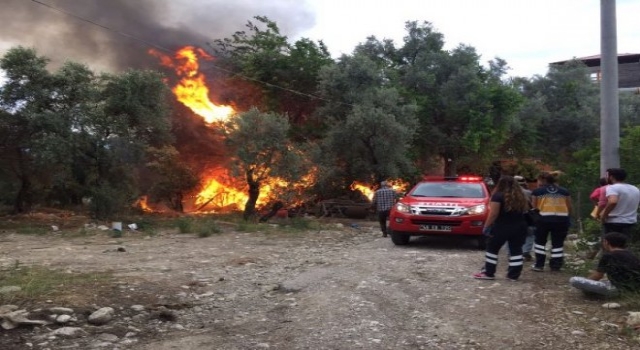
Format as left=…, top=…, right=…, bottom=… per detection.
left=393, top=22, right=523, bottom=175
left=223, top=108, right=307, bottom=220
left=0, top=47, right=61, bottom=212
left=316, top=44, right=418, bottom=189
left=514, top=61, right=599, bottom=163
left=0, top=47, right=175, bottom=217
left=211, top=16, right=333, bottom=130
left=144, top=146, right=200, bottom=212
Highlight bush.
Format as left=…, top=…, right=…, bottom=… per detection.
left=89, top=185, right=132, bottom=220
left=196, top=219, right=222, bottom=238
left=176, top=217, right=194, bottom=233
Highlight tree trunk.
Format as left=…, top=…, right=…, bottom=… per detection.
left=243, top=169, right=260, bottom=221
left=14, top=174, right=31, bottom=214
left=173, top=192, right=184, bottom=213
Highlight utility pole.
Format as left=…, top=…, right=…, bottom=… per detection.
left=600, top=0, right=620, bottom=174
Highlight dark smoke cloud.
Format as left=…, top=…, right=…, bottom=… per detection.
left=0, top=0, right=316, bottom=71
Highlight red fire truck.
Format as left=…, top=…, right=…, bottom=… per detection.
left=387, top=176, right=490, bottom=247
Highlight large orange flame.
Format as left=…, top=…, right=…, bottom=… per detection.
left=350, top=180, right=411, bottom=200
left=149, top=46, right=234, bottom=123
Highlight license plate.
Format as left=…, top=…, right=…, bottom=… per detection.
left=419, top=225, right=452, bottom=232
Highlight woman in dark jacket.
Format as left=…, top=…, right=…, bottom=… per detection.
left=473, top=175, right=529, bottom=281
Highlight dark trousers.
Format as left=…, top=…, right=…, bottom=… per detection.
left=534, top=221, right=569, bottom=270
left=484, top=223, right=527, bottom=279
left=603, top=222, right=636, bottom=238
left=378, top=210, right=390, bottom=233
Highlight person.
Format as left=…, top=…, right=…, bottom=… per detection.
left=597, top=168, right=640, bottom=239
left=569, top=232, right=640, bottom=297
left=590, top=177, right=608, bottom=206
left=371, top=181, right=396, bottom=237
left=515, top=175, right=535, bottom=261
left=531, top=172, right=572, bottom=272
left=473, top=176, right=529, bottom=281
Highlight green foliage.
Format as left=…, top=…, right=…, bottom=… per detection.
left=212, top=16, right=333, bottom=127
left=174, top=216, right=222, bottom=237
left=284, top=217, right=320, bottom=231
left=176, top=217, right=194, bottom=233
left=316, top=44, right=418, bottom=187
left=0, top=46, right=178, bottom=218
left=390, top=23, right=524, bottom=175
left=196, top=220, right=222, bottom=238
left=512, top=61, right=599, bottom=163
left=236, top=220, right=261, bottom=232
left=89, top=184, right=135, bottom=220
left=16, top=225, right=49, bottom=235
left=620, top=126, right=640, bottom=185
left=144, top=146, right=200, bottom=212
left=224, top=108, right=310, bottom=220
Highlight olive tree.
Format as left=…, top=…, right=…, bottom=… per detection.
left=224, top=108, right=308, bottom=220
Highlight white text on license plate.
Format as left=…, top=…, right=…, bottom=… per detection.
left=419, top=225, right=452, bottom=232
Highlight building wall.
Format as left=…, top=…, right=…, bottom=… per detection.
left=587, top=62, right=640, bottom=88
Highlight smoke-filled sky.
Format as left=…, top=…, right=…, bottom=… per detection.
left=0, top=0, right=315, bottom=71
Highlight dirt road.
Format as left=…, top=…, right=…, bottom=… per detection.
left=0, top=220, right=636, bottom=349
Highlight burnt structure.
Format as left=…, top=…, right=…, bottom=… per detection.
left=551, top=53, right=640, bottom=90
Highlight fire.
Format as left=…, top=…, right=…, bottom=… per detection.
left=193, top=171, right=301, bottom=212
left=350, top=180, right=411, bottom=200
left=148, top=46, right=318, bottom=213
left=194, top=177, right=248, bottom=211
left=149, top=46, right=234, bottom=123
left=133, top=196, right=153, bottom=212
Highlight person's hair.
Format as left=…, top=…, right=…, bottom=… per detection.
left=492, top=175, right=528, bottom=212
left=598, top=177, right=607, bottom=186
left=606, top=168, right=627, bottom=182
left=537, top=171, right=556, bottom=185
left=603, top=232, right=627, bottom=248
left=380, top=181, right=388, bottom=187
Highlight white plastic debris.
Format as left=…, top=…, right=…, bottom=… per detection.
left=602, top=303, right=621, bottom=309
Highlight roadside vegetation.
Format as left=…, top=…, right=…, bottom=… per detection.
left=0, top=262, right=112, bottom=307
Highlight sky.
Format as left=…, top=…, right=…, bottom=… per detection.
left=0, top=0, right=638, bottom=80
left=298, top=0, right=640, bottom=78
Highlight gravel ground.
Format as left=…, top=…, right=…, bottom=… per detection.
left=1, top=219, right=638, bottom=349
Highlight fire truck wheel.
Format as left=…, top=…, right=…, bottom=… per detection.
left=390, top=231, right=410, bottom=245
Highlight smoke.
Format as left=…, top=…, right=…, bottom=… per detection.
left=0, top=0, right=316, bottom=71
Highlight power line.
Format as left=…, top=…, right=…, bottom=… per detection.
left=29, top=0, right=353, bottom=107
left=30, top=0, right=173, bottom=53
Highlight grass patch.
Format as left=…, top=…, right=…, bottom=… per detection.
left=15, top=225, right=49, bottom=235
left=619, top=290, right=640, bottom=309
left=236, top=220, right=262, bottom=233
left=196, top=219, right=223, bottom=238
left=176, top=217, right=194, bottom=233
left=0, top=263, right=112, bottom=306
left=280, top=217, right=321, bottom=232
left=173, top=216, right=224, bottom=237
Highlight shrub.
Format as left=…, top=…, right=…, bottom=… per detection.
left=176, top=217, right=194, bottom=233
left=196, top=220, right=222, bottom=238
